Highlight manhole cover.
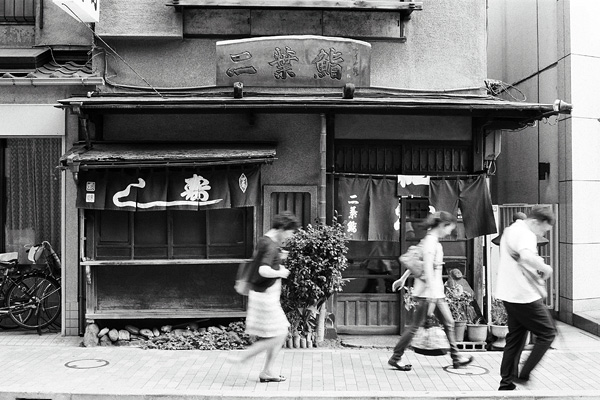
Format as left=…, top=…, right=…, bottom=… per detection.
left=443, top=364, right=488, bottom=376
left=65, top=359, right=110, bottom=369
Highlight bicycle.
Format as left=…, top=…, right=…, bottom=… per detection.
left=0, top=241, right=61, bottom=332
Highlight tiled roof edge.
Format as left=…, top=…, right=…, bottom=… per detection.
left=0, top=77, right=105, bottom=86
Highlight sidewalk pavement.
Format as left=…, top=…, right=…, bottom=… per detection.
left=1, top=321, right=600, bottom=400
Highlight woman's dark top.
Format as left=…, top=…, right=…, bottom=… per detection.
left=250, top=236, right=281, bottom=292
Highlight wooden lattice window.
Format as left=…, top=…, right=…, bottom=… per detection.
left=334, top=140, right=471, bottom=175
left=263, top=185, right=317, bottom=230
left=0, top=0, right=35, bottom=23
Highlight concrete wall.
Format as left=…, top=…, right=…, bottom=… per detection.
left=35, top=0, right=91, bottom=47
left=102, top=113, right=322, bottom=186
left=487, top=0, right=561, bottom=205
left=94, top=0, right=487, bottom=91
left=565, top=1, right=600, bottom=316
left=488, top=0, right=600, bottom=323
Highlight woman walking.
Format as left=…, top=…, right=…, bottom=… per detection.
left=388, top=211, right=474, bottom=371
left=237, top=211, right=299, bottom=382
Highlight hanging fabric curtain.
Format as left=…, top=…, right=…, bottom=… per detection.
left=5, top=138, right=61, bottom=255
left=76, top=166, right=260, bottom=211
left=335, top=176, right=398, bottom=241
left=429, top=175, right=496, bottom=239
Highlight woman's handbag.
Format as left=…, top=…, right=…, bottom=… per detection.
left=235, top=250, right=259, bottom=296
left=234, top=261, right=254, bottom=296
left=411, top=317, right=450, bottom=356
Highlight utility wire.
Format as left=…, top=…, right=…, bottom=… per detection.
left=59, top=3, right=164, bottom=98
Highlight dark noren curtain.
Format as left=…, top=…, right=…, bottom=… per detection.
left=335, top=176, right=399, bottom=242
left=5, top=139, right=61, bottom=260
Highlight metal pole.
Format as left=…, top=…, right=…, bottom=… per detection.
left=319, top=113, right=327, bottom=225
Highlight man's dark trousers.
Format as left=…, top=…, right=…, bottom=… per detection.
left=499, top=299, right=556, bottom=390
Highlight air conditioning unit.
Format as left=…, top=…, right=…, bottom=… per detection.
left=484, top=131, right=502, bottom=161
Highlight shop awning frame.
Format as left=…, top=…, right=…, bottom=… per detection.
left=57, top=86, right=572, bottom=131
left=59, top=142, right=277, bottom=180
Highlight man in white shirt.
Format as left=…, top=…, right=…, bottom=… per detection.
left=495, top=206, right=556, bottom=391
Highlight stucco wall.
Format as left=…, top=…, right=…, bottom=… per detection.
left=0, top=25, right=35, bottom=47
left=35, top=0, right=91, bottom=47
left=102, top=113, right=322, bottom=186
left=95, top=0, right=487, bottom=91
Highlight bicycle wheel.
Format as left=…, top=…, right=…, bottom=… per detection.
left=7, top=274, right=61, bottom=329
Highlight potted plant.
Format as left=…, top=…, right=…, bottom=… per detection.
left=281, top=215, right=348, bottom=345
left=445, top=285, right=472, bottom=342
left=463, top=297, right=487, bottom=343
left=490, top=298, right=509, bottom=349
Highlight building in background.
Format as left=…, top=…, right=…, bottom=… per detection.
left=488, top=0, right=600, bottom=334
left=0, top=0, right=103, bottom=333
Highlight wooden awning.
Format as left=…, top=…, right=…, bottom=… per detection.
left=59, top=142, right=277, bottom=171
left=167, top=0, right=423, bottom=14
left=59, top=143, right=275, bottom=209
left=57, top=87, right=572, bottom=131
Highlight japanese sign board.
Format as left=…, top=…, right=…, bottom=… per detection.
left=216, top=35, right=371, bottom=87
left=53, top=0, right=100, bottom=23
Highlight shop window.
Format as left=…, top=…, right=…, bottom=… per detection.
left=0, top=0, right=35, bottom=23
left=91, top=207, right=253, bottom=260
left=2, top=138, right=62, bottom=262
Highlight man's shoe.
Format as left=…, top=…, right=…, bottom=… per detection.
left=453, top=355, right=474, bottom=369
left=513, top=375, right=529, bottom=385
left=388, top=359, right=412, bottom=371
left=498, top=383, right=517, bottom=391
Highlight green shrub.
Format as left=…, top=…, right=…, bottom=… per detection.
left=281, top=216, right=348, bottom=338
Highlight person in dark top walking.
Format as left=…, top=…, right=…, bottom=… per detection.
left=235, top=211, right=299, bottom=383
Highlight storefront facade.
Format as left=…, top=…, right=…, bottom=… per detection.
left=3, top=0, right=570, bottom=336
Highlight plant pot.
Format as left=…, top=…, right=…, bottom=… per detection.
left=454, top=321, right=467, bottom=342
left=467, top=324, right=488, bottom=342
left=490, top=325, right=509, bottom=350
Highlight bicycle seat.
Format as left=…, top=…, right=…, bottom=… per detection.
left=0, top=252, right=18, bottom=263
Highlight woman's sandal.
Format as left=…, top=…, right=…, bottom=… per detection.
left=388, top=360, right=412, bottom=371
left=259, top=375, right=287, bottom=383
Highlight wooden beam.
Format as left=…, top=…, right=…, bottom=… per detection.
left=169, top=0, right=423, bottom=13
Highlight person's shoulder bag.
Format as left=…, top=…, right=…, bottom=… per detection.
left=234, top=258, right=256, bottom=296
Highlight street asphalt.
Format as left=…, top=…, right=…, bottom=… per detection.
left=0, top=320, right=599, bottom=400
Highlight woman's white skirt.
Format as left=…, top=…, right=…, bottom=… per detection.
left=245, top=280, right=290, bottom=338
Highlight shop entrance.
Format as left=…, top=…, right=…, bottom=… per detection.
left=331, top=140, right=473, bottom=335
